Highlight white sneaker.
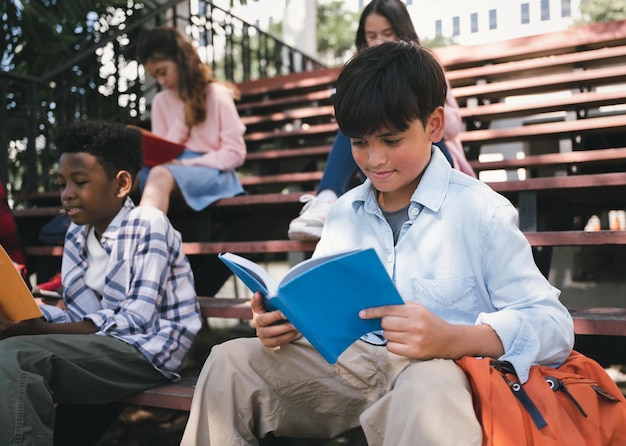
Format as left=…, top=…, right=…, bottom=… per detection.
left=288, top=194, right=336, bottom=240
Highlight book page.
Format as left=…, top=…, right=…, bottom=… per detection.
left=218, top=252, right=277, bottom=296
left=280, top=249, right=360, bottom=285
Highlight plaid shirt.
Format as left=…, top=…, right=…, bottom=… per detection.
left=41, top=198, right=202, bottom=380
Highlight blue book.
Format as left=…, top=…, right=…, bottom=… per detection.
left=218, top=248, right=404, bottom=364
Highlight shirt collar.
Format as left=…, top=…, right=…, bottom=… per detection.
left=73, top=197, right=135, bottom=254
left=351, top=146, right=451, bottom=214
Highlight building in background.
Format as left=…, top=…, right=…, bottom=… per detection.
left=215, top=0, right=583, bottom=52
left=408, top=0, right=582, bottom=46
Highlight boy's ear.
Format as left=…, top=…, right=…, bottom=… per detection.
left=115, top=170, right=133, bottom=198
left=428, top=107, right=446, bottom=143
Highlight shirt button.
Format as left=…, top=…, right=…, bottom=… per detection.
left=411, top=208, right=418, bottom=215
left=387, top=254, right=393, bottom=263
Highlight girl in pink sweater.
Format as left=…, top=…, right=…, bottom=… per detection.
left=137, top=27, right=246, bottom=213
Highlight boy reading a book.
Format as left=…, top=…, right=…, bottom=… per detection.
left=181, top=42, right=574, bottom=445
left=0, top=120, right=201, bottom=445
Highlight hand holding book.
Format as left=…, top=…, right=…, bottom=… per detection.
left=219, top=248, right=404, bottom=363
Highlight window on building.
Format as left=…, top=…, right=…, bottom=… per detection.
left=541, top=0, right=550, bottom=21
left=521, top=3, right=530, bottom=24
left=435, top=19, right=443, bottom=37
left=489, top=9, right=497, bottom=30
left=471, top=13, right=478, bottom=33
left=561, top=0, right=571, bottom=17
left=452, top=16, right=460, bottom=36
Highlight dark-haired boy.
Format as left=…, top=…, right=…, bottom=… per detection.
left=181, top=42, right=573, bottom=445
left=0, top=120, right=201, bottom=445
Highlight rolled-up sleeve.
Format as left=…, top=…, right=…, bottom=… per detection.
left=477, top=205, right=574, bottom=382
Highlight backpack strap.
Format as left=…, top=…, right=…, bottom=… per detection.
left=491, top=359, right=548, bottom=429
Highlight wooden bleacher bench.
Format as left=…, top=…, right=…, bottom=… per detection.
left=436, top=19, right=626, bottom=164
left=13, top=20, right=626, bottom=415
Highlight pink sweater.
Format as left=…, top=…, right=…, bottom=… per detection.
left=443, top=81, right=476, bottom=178
left=150, top=82, right=247, bottom=170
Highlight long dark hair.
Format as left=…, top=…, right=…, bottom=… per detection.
left=137, top=27, right=240, bottom=127
left=355, top=0, right=420, bottom=52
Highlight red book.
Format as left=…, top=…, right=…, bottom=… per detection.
left=128, top=125, right=185, bottom=167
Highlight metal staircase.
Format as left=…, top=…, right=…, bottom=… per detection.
left=0, top=0, right=326, bottom=199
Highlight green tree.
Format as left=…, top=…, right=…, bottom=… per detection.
left=2, top=0, right=146, bottom=193
left=316, top=0, right=359, bottom=67
left=421, top=34, right=456, bottom=49
left=577, top=0, right=626, bottom=24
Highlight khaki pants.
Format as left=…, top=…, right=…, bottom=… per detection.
left=181, top=337, right=482, bottom=446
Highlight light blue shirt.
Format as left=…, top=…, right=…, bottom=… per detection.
left=314, top=147, right=574, bottom=383
left=40, top=198, right=202, bottom=380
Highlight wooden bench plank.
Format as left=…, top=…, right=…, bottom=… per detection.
left=198, top=297, right=252, bottom=319
left=182, top=240, right=317, bottom=255
left=244, top=145, right=331, bottom=161
left=237, top=66, right=341, bottom=99
left=240, top=105, right=334, bottom=127
left=446, top=45, right=626, bottom=87
left=239, top=171, right=323, bottom=187
left=487, top=171, right=626, bottom=193
left=238, top=89, right=334, bottom=115
left=24, top=240, right=318, bottom=258
left=460, top=89, right=626, bottom=122
left=524, top=230, right=626, bottom=246
left=23, top=231, right=626, bottom=259
left=118, top=369, right=198, bottom=411
left=570, top=307, right=626, bottom=337
left=470, top=147, right=626, bottom=173
left=12, top=191, right=311, bottom=220
left=461, top=115, right=626, bottom=146
left=453, top=65, right=626, bottom=103
left=244, top=122, right=338, bottom=143
left=435, top=19, right=626, bottom=70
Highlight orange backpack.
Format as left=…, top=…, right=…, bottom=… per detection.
left=455, top=350, right=626, bottom=445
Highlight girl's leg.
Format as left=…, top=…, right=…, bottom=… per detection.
left=288, top=130, right=362, bottom=240
left=139, top=165, right=177, bottom=213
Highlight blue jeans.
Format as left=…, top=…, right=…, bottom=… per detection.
left=318, top=130, right=454, bottom=196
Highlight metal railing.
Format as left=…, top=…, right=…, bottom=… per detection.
left=0, top=0, right=326, bottom=200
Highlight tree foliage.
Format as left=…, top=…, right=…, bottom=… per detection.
left=577, top=0, right=626, bottom=24
left=316, top=0, right=359, bottom=67
left=2, top=0, right=148, bottom=193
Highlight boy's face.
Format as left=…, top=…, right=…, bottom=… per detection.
left=58, top=152, right=126, bottom=238
left=350, top=109, right=445, bottom=211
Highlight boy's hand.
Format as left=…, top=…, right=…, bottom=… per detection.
left=0, top=311, right=16, bottom=336
left=251, top=292, right=301, bottom=349
left=360, top=301, right=456, bottom=360
left=360, top=301, right=504, bottom=360
left=0, top=314, right=46, bottom=340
